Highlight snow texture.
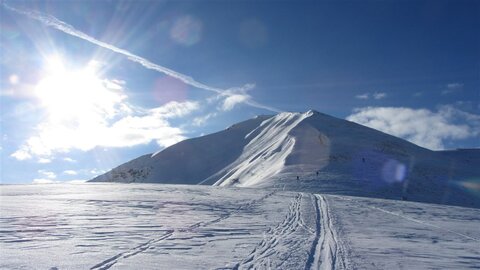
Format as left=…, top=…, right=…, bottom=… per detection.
left=1, top=184, right=479, bottom=269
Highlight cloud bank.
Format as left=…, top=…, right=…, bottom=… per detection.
left=347, top=106, right=480, bottom=150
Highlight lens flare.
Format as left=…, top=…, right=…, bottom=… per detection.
left=454, top=179, right=480, bottom=197
left=382, top=159, right=407, bottom=183
left=354, top=150, right=409, bottom=188
left=152, top=76, right=187, bottom=104
left=170, top=15, right=202, bottom=46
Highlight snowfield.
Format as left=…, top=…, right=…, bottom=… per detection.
left=1, top=183, right=479, bottom=269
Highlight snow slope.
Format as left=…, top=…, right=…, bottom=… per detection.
left=1, top=184, right=479, bottom=269
left=90, top=115, right=271, bottom=185
left=90, top=110, right=480, bottom=208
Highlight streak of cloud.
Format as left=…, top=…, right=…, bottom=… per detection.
left=2, top=2, right=279, bottom=112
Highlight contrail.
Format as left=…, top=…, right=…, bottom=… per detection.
left=2, top=2, right=280, bottom=112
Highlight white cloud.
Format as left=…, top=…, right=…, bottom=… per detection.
left=38, top=170, right=57, bottom=179
left=373, top=92, right=387, bottom=100
left=356, top=92, right=387, bottom=100
left=355, top=93, right=369, bottom=100
left=442, top=82, right=463, bottom=95
left=90, top=169, right=107, bottom=175
left=10, top=73, right=199, bottom=161
left=63, top=170, right=78, bottom=175
left=103, top=79, right=125, bottom=90
left=193, top=113, right=217, bottom=126
left=11, top=149, right=32, bottom=160
left=63, top=157, right=76, bottom=162
left=38, top=158, right=52, bottom=163
left=32, top=178, right=58, bottom=184
left=108, top=115, right=186, bottom=148
left=67, top=179, right=87, bottom=184
left=148, top=100, right=199, bottom=118
left=346, top=106, right=480, bottom=150
left=447, top=83, right=463, bottom=90
left=33, top=178, right=85, bottom=184
left=221, top=94, right=250, bottom=111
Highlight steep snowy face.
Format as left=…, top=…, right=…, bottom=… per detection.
left=213, top=111, right=316, bottom=186
left=214, top=109, right=424, bottom=188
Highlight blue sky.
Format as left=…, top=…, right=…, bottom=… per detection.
left=1, top=0, right=479, bottom=184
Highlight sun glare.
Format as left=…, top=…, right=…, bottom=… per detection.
left=35, top=56, right=123, bottom=123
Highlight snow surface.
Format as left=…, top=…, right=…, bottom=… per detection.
left=90, top=111, right=480, bottom=208
left=1, top=183, right=479, bottom=269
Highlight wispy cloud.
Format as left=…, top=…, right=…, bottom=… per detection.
left=32, top=179, right=58, bottom=184
left=347, top=105, right=480, bottom=150
left=38, top=169, right=56, bottom=179
left=11, top=150, right=32, bottom=161
left=38, top=158, right=52, bottom=163
left=2, top=2, right=278, bottom=112
left=67, top=179, right=87, bottom=184
left=413, top=91, right=423, bottom=97
left=355, top=93, right=370, bottom=100
left=372, top=92, right=387, bottom=100
left=222, top=94, right=250, bottom=111
left=355, top=92, right=387, bottom=100
left=32, top=178, right=86, bottom=184
left=107, top=101, right=198, bottom=148
left=63, top=170, right=78, bottom=175
left=90, top=169, right=107, bottom=175
left=442, top=82, right=463, bottom=95
left=193, top=113, right=217, bottom=126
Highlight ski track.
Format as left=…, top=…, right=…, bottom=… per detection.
left=90, top=230, right=174, bottom=270
left=90, top=191, right=276, bottom=270
left=331, top=195, right=480, bottom=242
left=233, top=193, right=304, bottom=269
left=306, top=195, right=348, bottom=270
left=234, top=193, right=349, bottom=270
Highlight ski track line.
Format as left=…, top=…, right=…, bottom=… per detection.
left=90, top=230, right=174, bottom=270
left=304, top=194, right=321, bottom=270
left=233, top=193, right=304, bottom=269
left=305, top=194, right=348, bottom=270
left=91, top=190, right=277, bottom=270
left=367, top=204, right=480, bottom=242
left=331, top=195, right=480, bottom=242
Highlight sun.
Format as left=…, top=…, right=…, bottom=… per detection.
left=35, top=55, right=123, bottom=123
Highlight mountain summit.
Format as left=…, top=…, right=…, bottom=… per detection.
left=90, top=110, right=480, bottom=208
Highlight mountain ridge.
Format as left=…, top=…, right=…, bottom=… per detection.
left=90, top=110, right=480, bottom=208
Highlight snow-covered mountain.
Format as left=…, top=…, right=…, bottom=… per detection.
left=90, top=110, right=480, bottom=208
